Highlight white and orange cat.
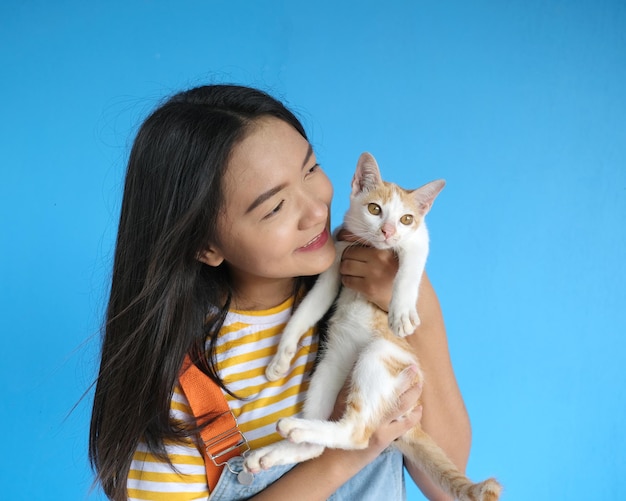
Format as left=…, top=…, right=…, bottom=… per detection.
left=244, top=152, right=501, bottom=501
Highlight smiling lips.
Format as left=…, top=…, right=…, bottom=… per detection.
left=298, top=228, right=329, bottom=252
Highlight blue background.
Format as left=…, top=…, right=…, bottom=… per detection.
left=1, top=1, right=625, bottom=500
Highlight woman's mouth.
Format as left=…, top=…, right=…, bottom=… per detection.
left=297, top=229, right=330, bottom=252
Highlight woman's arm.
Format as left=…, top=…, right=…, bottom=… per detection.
left=404, top=273, right=471, bottom=500
left=339, top=242, right=471, bottom=501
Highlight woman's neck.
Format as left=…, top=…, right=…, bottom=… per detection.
left=230, top=276, right=296, bottom=311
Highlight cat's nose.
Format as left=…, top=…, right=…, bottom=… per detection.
left=381, top=223, right=396, bottom=239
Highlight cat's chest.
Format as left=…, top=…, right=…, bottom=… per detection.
left=330, top=289, right=383, bottom=336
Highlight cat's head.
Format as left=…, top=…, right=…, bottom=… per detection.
left=343, top=152, right=445, bottom=250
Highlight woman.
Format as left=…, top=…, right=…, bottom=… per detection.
left=89, top=84, right=470, bottom=500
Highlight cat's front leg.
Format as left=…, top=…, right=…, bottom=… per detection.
left=266, top=241, right=346, bottom=381
left=388, top=246, right=427, bottom=337
left=388, top=294, right=420, bottom=337
left=266, top=316, right=312, bottom=381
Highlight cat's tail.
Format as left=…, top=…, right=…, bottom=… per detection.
left=397, top=427, right=502, bottom=501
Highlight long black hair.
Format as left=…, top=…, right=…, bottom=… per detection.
left=89, top=85, right=312, bottom=500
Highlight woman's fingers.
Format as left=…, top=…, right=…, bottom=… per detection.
left=339, top=247, right=398, bottom=310
left=393, top=365, right=423, bottom=420
left=335, top=229, right=359, bottom=243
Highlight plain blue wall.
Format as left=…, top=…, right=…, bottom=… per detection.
left=1, top=1, right=625, bottom=499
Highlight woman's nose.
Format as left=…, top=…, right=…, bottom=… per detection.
left=298, top=192, right=328, bottom=230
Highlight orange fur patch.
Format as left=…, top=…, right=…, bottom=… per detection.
left=382, top=355, right=407, bottom=379
left=347, top=394, right=362, bottom=414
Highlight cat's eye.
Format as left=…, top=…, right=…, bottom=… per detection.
left=368, top=203, right=381, bottom=216
left=400, top=214, right=414, bottom=225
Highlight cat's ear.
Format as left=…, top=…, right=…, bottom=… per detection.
left=412, top=179, right=446, bottom=215
left=351, top=152, right=383, bottom=196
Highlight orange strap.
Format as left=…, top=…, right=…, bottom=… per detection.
left=178, top=355, right=249, bottom=491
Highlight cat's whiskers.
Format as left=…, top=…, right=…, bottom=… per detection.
left=342, top=216, right=380, bottom=243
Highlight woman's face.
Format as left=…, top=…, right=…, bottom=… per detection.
left=200, top=116, right=335, bottom=307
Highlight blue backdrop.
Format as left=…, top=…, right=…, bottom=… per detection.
left=1, top=1, right=625, bottom=500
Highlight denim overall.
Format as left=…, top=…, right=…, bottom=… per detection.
left=207, top=446, right=406, bottom=501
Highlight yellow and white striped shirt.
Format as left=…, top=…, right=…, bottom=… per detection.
left=128, top=296, right=317, bottom=500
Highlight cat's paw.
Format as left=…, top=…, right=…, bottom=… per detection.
left=277, top=417, right=317, bottom=445
left=244, top=442, right=325, bottom=473
left=265, top=348, right=296, bottom=381
left=244, top=446, right=281, bottom=473
left=388, top=300, right=420, bottom=337
left=265, top=357, right=287, bottom=382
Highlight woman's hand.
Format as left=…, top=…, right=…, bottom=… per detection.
left=336, top=229, right=398, bottom=312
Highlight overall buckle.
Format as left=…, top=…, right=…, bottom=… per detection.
left=204, top=410, right=250, bottom=467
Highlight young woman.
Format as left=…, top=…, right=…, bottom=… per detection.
left=89, top=84, right=471, bottom=500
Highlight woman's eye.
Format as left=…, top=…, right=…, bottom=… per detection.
left=264, top=200, right=284, bottom=219
left=306, top=163, right=319, bottom=175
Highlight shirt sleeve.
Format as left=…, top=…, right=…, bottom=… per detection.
left=127, top=387, right=209, bottom=501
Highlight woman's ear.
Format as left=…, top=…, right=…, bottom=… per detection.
left=197, top=246, right=225, bottom=267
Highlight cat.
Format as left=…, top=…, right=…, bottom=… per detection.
left=244, top=152, right=502, bottom=501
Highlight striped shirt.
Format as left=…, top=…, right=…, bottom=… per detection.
left=128, top=296, right=318, bottom=500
